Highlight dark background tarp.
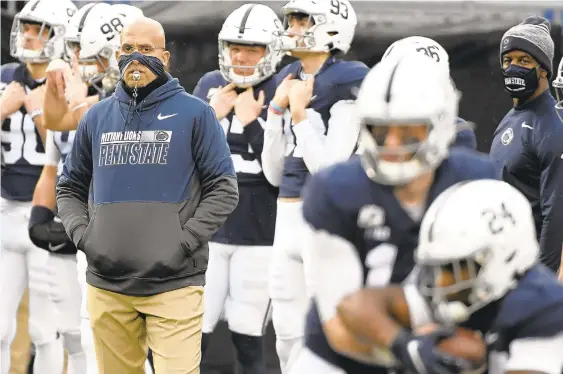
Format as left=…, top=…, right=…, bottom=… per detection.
left=1, top=1, right=562, bottom=373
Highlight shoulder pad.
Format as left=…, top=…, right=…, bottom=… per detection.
left=456, top=117, right=466, bottom=125
left=275, top=61, right=301, bottom=85
left=446, top=148, right=496, bottom=177
left=323, top=60, right=369, bottom=85
left=1, top=63, right=21, bottom=84
left=193, top=70, right=228, bottom=101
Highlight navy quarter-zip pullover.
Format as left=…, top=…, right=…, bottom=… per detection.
left=490, top=90, right=563, bottom=272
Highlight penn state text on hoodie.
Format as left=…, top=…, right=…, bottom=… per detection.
left=490, top=90, right=563, bottom=272
left=56, top=74, right=239, bottom=296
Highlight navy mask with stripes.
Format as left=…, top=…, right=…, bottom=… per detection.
left=118, top=52, right=165, bottom=79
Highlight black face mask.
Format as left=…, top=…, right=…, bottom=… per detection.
left=502, top=65, right=539, bottom=100
left=118, top=52, right=166, bottom=81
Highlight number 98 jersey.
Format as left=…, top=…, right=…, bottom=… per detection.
left=1, top=63, right=46, bottom=201
left=192, top=70, right=279, bottom=246
left=300, top=149, right=497, bottom=373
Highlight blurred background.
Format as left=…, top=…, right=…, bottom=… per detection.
left=1, top=0, right=563, bottom=373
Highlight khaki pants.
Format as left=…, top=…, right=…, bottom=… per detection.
left=87, top=285, right=204, bottom=374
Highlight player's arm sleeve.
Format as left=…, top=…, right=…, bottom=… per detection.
left=293, top=99, right=358, bottom=173
left=505, top=333, right=563, bottom=374
left=261, top=110, right=287, bottom=187
left=56, top=114, right=93, bottom=247
left=535, top=123, right=563, bottom=272
left=302, top=175, right=362, bottom=322
left=183, top=105, right=239, bottom=250
left=242, top=117, right=266, bottom=163
left=44, top=130, right=61, bottom=167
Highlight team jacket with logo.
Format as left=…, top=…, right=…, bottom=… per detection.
left=56, top=74, right=238, bottom=296
left=489, top=90, right=563, bottom=272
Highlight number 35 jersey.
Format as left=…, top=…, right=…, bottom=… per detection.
left=300, top=149, right=497, bottom=374
left=274, top=57, right=368, bottom=198
left=1, top=62, right=46, bottom=201
left=192, top=70, right=278, bottom=246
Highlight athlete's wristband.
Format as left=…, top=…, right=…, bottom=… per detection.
left=30, top=109, right=43, bottom=120
left=269, top=101, right=285, bottom=115
left=71, top=102, right=88, bottom=112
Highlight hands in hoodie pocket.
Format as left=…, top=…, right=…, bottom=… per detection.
left=178, top=217, right=200, bottom=255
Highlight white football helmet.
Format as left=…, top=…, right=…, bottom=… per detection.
left=416, top=179, right=539, bottom=324
left=275, top=0, right=357, bottom=54
left=10, top=0, right=77, bottom=63
left=111, top=4, right=145, bottom=20
left=218, top=4, right=284, bottom=87
left=382, top=36, right=450, bottom=78
left=79, top=6, right=143, bottom=90
left=552, top=57, right=563, bottom=122
left=64, top=2, right=111, bottom=62
left=356, top=52, right=459, bottom=186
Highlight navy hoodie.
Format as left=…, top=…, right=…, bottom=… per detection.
left=56, top=74, right=239, bottom=296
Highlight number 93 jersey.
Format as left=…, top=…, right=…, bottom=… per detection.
left=192, top=70, right=279, bottom=246
left=300, top=149, right=497, bottom=373
left=1, top=63, right=46, bottom=201
left=275, top=56, right=368, bottom=198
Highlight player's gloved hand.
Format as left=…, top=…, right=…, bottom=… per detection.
left=390, top=327, right=473, bottom=374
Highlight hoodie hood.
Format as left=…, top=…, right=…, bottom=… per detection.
left=114, top=73, right=184, bottom=108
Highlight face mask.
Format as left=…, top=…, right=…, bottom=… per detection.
left=118, top=51, right=165, bottom=80
left=79, top=64, right=99, bottom=81
left=502, top=65, right=539, bottom=100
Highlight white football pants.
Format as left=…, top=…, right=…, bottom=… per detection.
left=0, top=198, right=63, bottom=374
left=288, top=347, right=346, bottom=374
left=47, top=253, right=88, bottom=374
left=202, top=242, right=272, bottom=336
left=269, top=200, right=315, bottom=374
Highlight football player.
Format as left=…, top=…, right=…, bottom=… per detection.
left=381, top=36, right=477, bottom=150
left=336, top=179, right=563, bottom=374
left=260, top=0, right=368, bottom=371
left=42, top=2, right=134, bottom=132
left=296, top=53, right=497, bottom=373
left=192, top=4, right=283, bottom=373
left=30, top=6, right=146, bottom=374
left=0, top=0, right=77, bottom=373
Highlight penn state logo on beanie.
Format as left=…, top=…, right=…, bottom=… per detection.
left=500, top=16, right=555, bottom=79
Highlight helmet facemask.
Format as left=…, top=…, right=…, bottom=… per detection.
left=10, top=17, right=65, bottom=64
left=79, top=46, right=118, bottom=94
left=274, top=12, right=318, bottom=53
left=417, top=251, right=494, bottom=325
left=360, top=118, right=451, bottom=186
left=218, top=41, right=275, bottom=88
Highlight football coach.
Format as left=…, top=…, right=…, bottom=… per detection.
left=56, top=17, right=238, bottom=374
